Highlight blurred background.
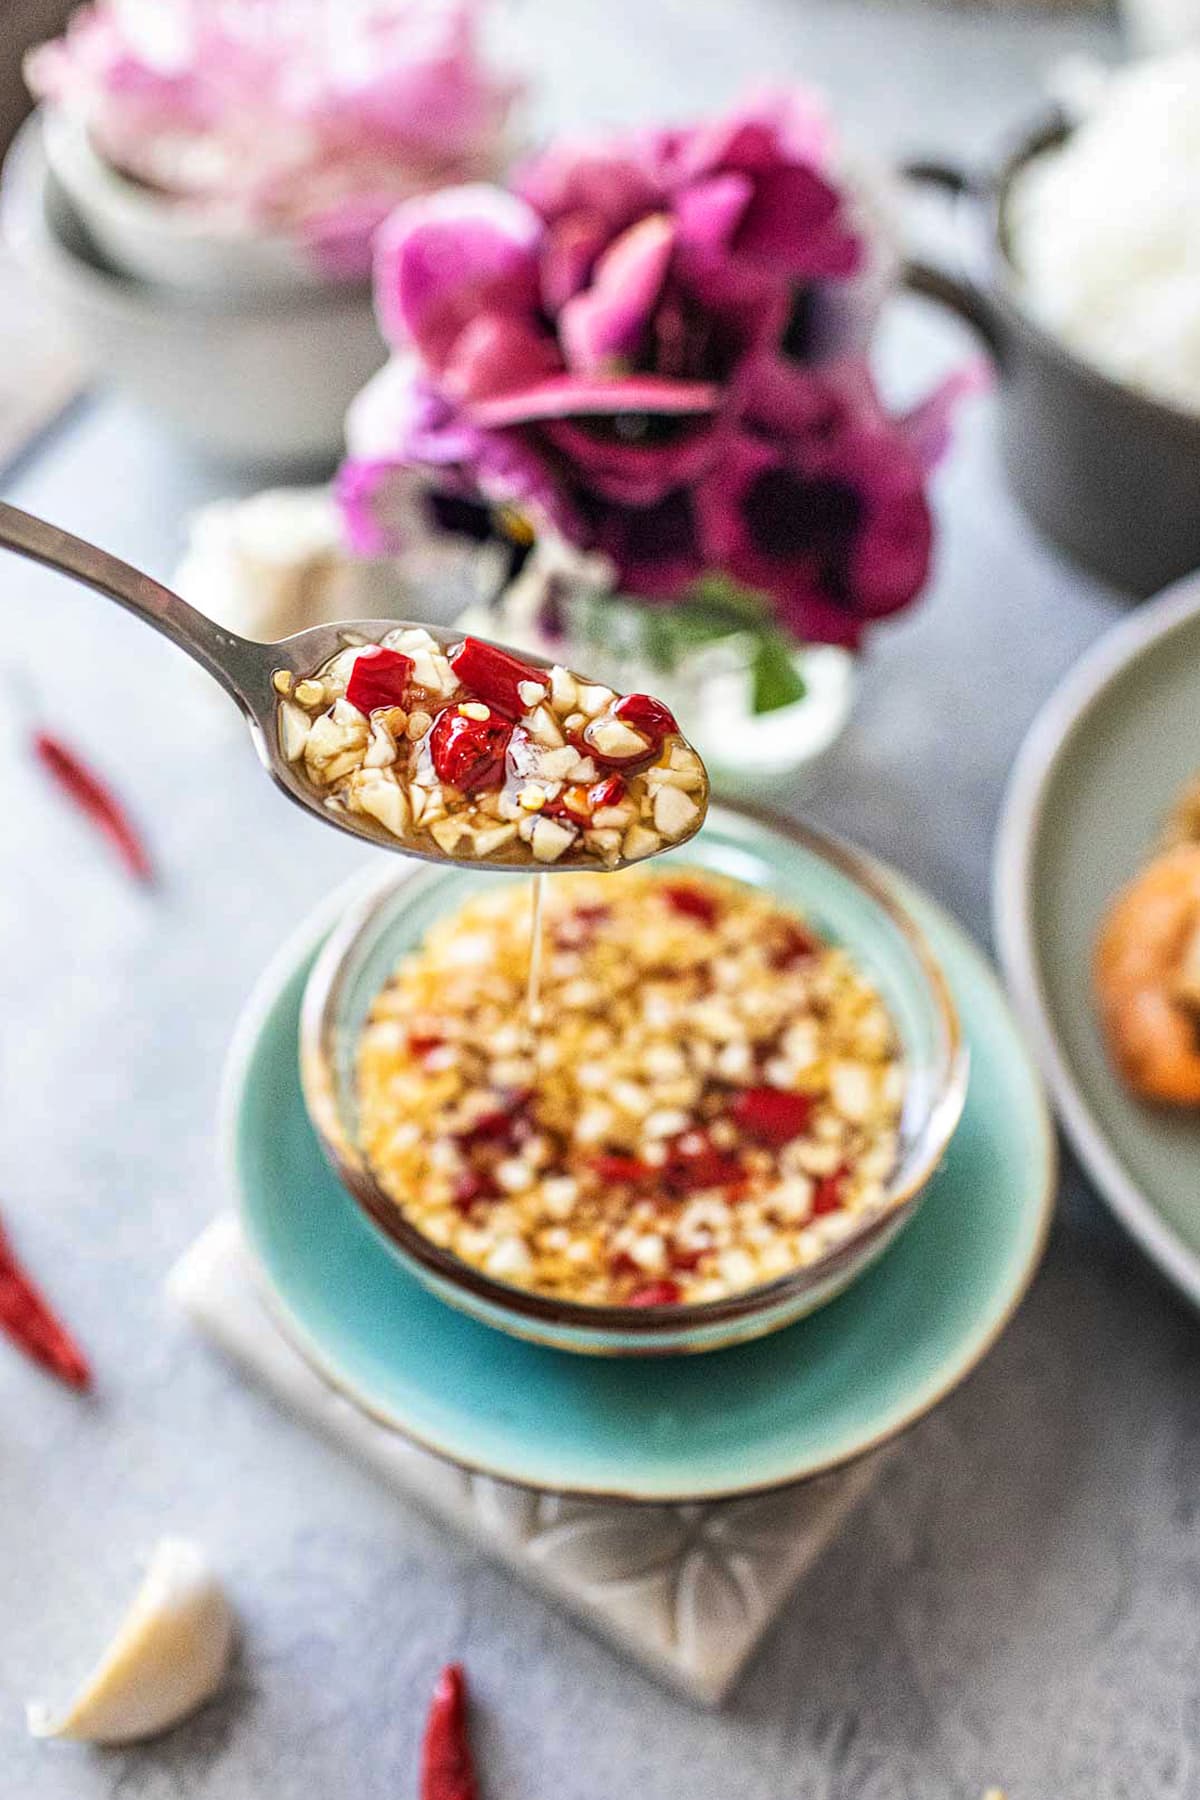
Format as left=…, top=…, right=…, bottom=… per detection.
left=7, top=2, right=1200, bottom=1798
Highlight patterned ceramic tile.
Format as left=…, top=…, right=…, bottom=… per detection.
left=169, top=1216, right=886, bottom=1705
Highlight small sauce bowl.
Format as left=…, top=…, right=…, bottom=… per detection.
left=299, top=805, right=968, bottom=1357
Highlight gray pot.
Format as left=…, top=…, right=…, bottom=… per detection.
left=905, top=120, right=1200, bottom=598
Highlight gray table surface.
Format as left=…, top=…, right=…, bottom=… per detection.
left=5, top=3, right=1198, bottom=1797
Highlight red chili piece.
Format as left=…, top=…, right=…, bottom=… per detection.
left=731, top=1087, right=814, bottom=1148
left=420, top=1663, right=478, bottom=1800
left=449, top=637, right=547, bottom=718
left=33, top=731, right=153, bottom=883
left=454, top=1091, right=530, bottom=1148
left=541, top=790, right=589, bottom=823
left=662, top=882, right=720, bottom=928
left=628, top=1280, right=683, bottom=1306
left=0, top=1221, right=90, bottom=1389
left=668, top=1244, right=706, bottom=1272
left=345, top=646, right=413, bottom=713
left=813, top=1165, right=851, bottom=1215
left=452, top=1170, right=499, bottom=1212
left=770, top=923, right=818, bottom=969
left=588, top=775, right=625, bottom=809
left=662, top=1132, right=743, bottom=1194
left=614, top=693, right=678, bottom=739
left=429, top=708, right=512, bottom=794
left=590, top=1153, right=651, bottom=1185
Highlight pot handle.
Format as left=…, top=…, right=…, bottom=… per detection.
left=900, top=159, right=1003, bottom=362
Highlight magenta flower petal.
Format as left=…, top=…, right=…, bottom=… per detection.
left=900, top=359, right=992, bottom=472
left=335, top=458, right=412, bottom=557
left=515, top=144, right=660, bottom=235
left=373, top=184, right=543, bottom=364
left=542, top=415, right=726, bottom=507
left=469, top=372, right=718, bottom=427
left=345, top=356, right=481, bottom=467
left=738, top=351, right=857, bottom=439
left=590, top=488, right=706, bottom=598
left=667, top=86, right=835, bottom=185
left=559, top=214, right=676, bottom=374
left=734, top=164, right=862, bottom=277
left=672, top=173, right=753, bottom=256
left=849, top=481, right=933, bottom=619
left=443, top=312, right=562, bottom=404
left=539, top=212, right=613, bottom=312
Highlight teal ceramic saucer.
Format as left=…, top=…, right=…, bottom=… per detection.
left=224, top=835, right=1054, bottom=1503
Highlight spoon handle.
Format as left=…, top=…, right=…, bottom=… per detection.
left=0, top=501, right=269, bottom=713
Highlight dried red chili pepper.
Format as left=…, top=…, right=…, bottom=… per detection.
left=32, top=730, right=153, bottom=883
left=0, top=1221, right=90, bottom=1389
left=420, top=1663, right=478, bottom=1800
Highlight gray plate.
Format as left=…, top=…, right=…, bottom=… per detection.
left=995, top=576, right=1200, bottom=1307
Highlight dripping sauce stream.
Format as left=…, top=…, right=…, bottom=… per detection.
left=526, top=871, right=547, bottom=1033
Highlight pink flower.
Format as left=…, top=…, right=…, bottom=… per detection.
left=340, top=89, right=961, bottom=645
left=26, top=1, right=518, bottom=275
left=693, top=360, right=939, bottom=648
left=521, top=86, right=861, bottom=319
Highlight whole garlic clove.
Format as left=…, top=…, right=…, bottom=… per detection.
left=27, top=1538, right=235, bottom=1746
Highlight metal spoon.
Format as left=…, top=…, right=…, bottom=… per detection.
left=0, top=502, right=708, bottom=871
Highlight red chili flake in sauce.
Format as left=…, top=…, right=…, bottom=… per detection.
left=615, top=693, right=678, bottom=740
left=813, top=1164, right=851, bottom=1215
left=575, top=902, right=612, bottom=924
left=420, top=1663, right=478, bottom=1800
left=542, top=789, right=590, bottom=823
left=628, top=1280, right=683, bottom=1306
left=448, top=637, right=547, bottom=718
left=662, top=882, right=721, bottom=928
left=408, top=1034, right=445, bottom=1057
left=590, top=1153, right=652, bottom=1185
left=452, top=1169, right=499, bottom=1212
left=345, top=645, right=413, bottom=713
left=588, top=774, right=625, bottom=810
left=668, top=1243, right=707, bottom=1273
left=454, top=1093, right=529, bottom=1147
left=429, top=708, right=512, bottom=793
left=731, top=1086, right=814, bottom=1148
left=770, top=923, right=819, bottom=969
left=662, top=1132, right=743, bottom=1194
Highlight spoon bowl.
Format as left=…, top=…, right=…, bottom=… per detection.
left=0, top=503, right=708, bottom=872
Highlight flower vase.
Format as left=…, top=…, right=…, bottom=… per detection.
left=456, top=577, right=856, bottom=799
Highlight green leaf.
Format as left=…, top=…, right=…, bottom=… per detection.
left=750, top=630, right=807, bottom=714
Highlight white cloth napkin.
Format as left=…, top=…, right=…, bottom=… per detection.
left=169, top=1216, right=886, bottom=1706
